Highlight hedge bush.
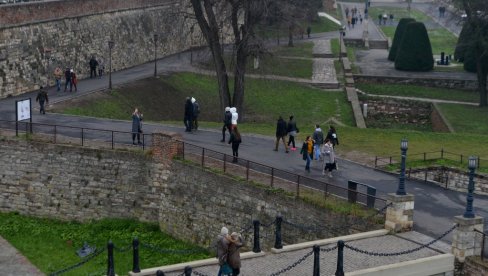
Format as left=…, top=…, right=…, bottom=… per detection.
left=388, top=18, right=416, bottom=61
left=394, top=22, right=434, bottom=71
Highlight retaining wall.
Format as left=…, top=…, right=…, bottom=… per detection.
left=0, top=0, right=204, bottom=98
left=354, top=75, right=478, bottom=90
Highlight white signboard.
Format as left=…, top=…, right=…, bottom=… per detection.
left=16, top=99, right=31, bottom=121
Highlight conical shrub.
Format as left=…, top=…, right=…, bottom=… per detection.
left=394, top=22, right=434, bottom=71
left=454, top=23, right=474, bottom=62
left=388, top=18, right=416, bottom=61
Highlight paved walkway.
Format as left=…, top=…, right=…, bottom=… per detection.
left=0, top=236, right=44, bottom=276
left=146, top=231, right=452, bottom=275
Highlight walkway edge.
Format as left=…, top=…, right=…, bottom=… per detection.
left=270, top=229, right=388, bottom=253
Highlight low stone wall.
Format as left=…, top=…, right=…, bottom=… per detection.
left=0, top=133, right=379, bottom=250
left=409, top=167, right=488, bottom=195
left=430, top=104, right=451, bottom=133
left=354, top=75, right=478, bottom=90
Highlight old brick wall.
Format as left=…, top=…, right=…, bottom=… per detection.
left=463, top=257, right=488, bottom=275
left=0, top=139, right=166, bottom=222
left=0, top=0, right=204, bottom=98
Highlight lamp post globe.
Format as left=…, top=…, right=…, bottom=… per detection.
left=396, top=138, right=408, bottom=195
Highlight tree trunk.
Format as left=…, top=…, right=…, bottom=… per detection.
left=288, top=25, right=294, bottom=47
left=477, top=60, right=488, bottom=107
left=233, top=45, right=247, bottom=122
left=190, top=0, right=231, bottom=111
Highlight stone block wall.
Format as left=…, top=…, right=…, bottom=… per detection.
left=0, top=0, right=204, bottom=98
left=463, top=256, right=488, bottom=276
left=409, top=167, right=488, bottom=195
left=0, top=139, right=166, bottom=222
left=354, top=75, right=478, bottom=90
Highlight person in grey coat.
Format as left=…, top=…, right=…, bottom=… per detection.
left=321, top=139, right=336, bottom=177
left=131, top=108, right=143, bottom=145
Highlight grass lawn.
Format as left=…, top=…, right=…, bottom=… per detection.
left=272, top=42, right=314, bottom=58
left=437, top=103, right=488, bottom=134
left=369, top=7, right=458, bottom=54
left=0, top=213, right=210, bottom=276
left=355, top=83, right=479, bottom=103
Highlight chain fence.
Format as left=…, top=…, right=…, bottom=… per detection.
left=48, top=248, right=106, bottom=276
left=268, top=250, right=314, bottom=276
left=344, top=224, right=458, bottom=257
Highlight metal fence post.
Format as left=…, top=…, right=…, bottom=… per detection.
left=296, top=175, right=300, bottom=199
left=271, top=168, right=274, bottom=187
left=81, top=128, right=84, bottom=147
left=132, top=237, right=140, bottom=273
left=424, top=152, right=426, bottom=161
left=184, top=266, right=192, bottom=276
left=54, top=125, right=57, bottom=144
left=246, top=160, right=250, bottom=181
left=274, top=216, right=283, bottom=249
left=182, top=142, right=185, bottom=160
left=111, top=131, right=114, bottom=149
left=253, top=220, right=261, bottom=253
left=142, top=134, right=145, bottom=150
left=335, top=240, right=344, bottom=276
left=201, top=148, right=205, bottom=167
left=107, top=241, right=115, bottom=276
left=366, top=186, right=376, bottom=208
left=441, top=148, right=444, bottom=159
left=313, top=245, right=320, bottom=276
left=223, top=154, right=227, bottom=172
left=347, top=181, right=358, bottom=203
left=374, top=156, right=377, bottom=167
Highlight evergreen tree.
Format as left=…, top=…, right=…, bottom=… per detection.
left=388, top=18, right=416, bottom=61
left=394, top=22, right=434, bottom=71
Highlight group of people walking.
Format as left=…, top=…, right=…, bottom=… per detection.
left=216, top=226, right=243, bottom=276
left=184, top=97, right=201, bottom=132
left=345, top=6, right=363, bottom=29
left=221, top=107, right=241, bottom=163
left=53, top=66, right=78, bottom=92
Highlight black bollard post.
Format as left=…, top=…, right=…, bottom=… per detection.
left=274, top=216, right=283, bottom=249
left=107, top=241, right=115, bottom=276
left=253, top=220, right=261, bottom=253
left=156, top=270, right=165, bottom=276
left=313, top=245, right=320, bottom=276
left=184, top=266, right=192, bottom=276
left=132, top=237, right=140, bottom=273
left=335, top=240, right=344, bottom=276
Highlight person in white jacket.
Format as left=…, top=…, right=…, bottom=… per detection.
left=322, top=139, right=336, bottom=177
left=230, top=107, right=238, bottom=129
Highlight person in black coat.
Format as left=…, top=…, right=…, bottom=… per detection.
left=89, top=56, right=98, bottom=78
left=326, top=125, right=340, bottom=147
left=274, top=116, right=288, bottom=153
left=184, top=97, right=194, bottom=132
left=221, top=107, right=232, bottom=142
left=228, top=127, right=242, bottom=163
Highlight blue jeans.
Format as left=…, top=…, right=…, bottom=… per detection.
left=55, top=79, right=61, bottom=91
left=305, top=153, right=311, bottom=171
left=314, top=144, right=321, bottom=160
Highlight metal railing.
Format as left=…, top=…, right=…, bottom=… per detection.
left=375, top=149, right=487, bottom=170
left=177, top=140, right=388, bottom=210
left=474, top=229, right=488, bottom=261
left=0, top=119, right=152, bottom=150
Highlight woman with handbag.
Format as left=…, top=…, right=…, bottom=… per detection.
left=300, top=136, right=313, bottom=172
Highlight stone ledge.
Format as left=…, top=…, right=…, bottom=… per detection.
left=270, top=229, right=388, bottom=254
left=387, top=193, right=415, bottom=202
left=454, top=215, right=484, bottom=226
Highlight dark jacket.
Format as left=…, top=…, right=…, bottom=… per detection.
left=184, top=99, right=193, bottom=118
left=326, top=129, right=339, bottom=146
left=89, top=58, right=98, bottom=68
left=228, top=131, right=242, bottom=145
left=223, top=111, right=232, bottom=126
left=216, top=235, right=230, bottom=266
left=65, top=69, right=71, bottom=80
left=227, top=236, right=243, bottom=269
left=275, top=117, right=287, bottom=137
left=313, top=128, right=324, bottom=145
left=287, top=119, right=297, bottom=133
left=36, top=89, right=48, bottom=103
left=131, top=113, right=143, bottom=133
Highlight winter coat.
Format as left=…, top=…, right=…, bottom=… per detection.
left=131, top=113, right=143, bottom=133
left=300, top=140, right=313, bottom=160
left=228, top=131, right=242, bottom=146
left=216, top=235, right=230, bottom=266
left=275, top=118, right=287, bottom=137
left=322, top=142, right=335, bottom=164
left=313, top=128, right=324, bottom=145
left=326, top=129, right=339, bottom=146
left=227, top=236, right=243, bottom=269
left=223, top=111, right=232, bottom=126
left=230, top=108, right=238, bottom=125
left=184, top=99, right=194, bottom=118
left=89, top=58, right=99, bottom=68
left=191, top=97, right=200, bottom=118
left=36, top=89, right=48, bottom=102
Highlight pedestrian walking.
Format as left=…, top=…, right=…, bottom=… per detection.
left=312, top=124, right=324, bottom=160
left=216, top=227, right=232, bottom=276
left=131, top=108, right=143, bottom=145
left=221, top=107, right=232, bottom=142
left=184, top=97, right=193, bottom=132
left=98, top=58, right=105, bottom=78
left=286, top=115, right=298, bottom=150
left=359, top=14, right=363, bottom=24
left=70, top=69, right=78, bottom=92
left=345, top=7, right=349, bottom=17
left=53, top=67, right=63, bottom=92
left=228, top=232, right=243, bottom=276
left=306, top=26, right=311, bottom=38
left=274, top=116, right=288, bottom=153
left=378, top=14, right=382, bottom=25
left=64, top=67, right=72, bottom=92
left=36, top=86, right=48, bottom=114
left=191, top=97, right=200, bottom=130
left=89, top=56, right=98, bottom=78
left=322, top=139, right=336, bottom=177
left=228, top=127, right=242, bottom=163
left=230, top=107, right=238, bottom=129
left=389, top=14, right=394, bottom=25
left=326, top=125, right=339, bottom=147
left=300, top=136, right=313, bottom=172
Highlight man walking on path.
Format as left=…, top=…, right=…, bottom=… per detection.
left=274, top=116, right=288, bottom=153
left=36, top=86, right=48, bottom=114
left=89, top=56, right=98, bottom=78
left=312, top=124, right=324, bottom=160
left=191, top=97, right=200, bottom=130
left=184, top=97, right=194, bottom=132
left=64, top=67, right=72, bottom=92
left=221, top=107, right=232, bottom=142
left=53, top=67, right=63, bottom=92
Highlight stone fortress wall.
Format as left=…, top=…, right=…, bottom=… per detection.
left=0, top=134, right=375, bottom=249
left=0, top=0, right=204, bottom=98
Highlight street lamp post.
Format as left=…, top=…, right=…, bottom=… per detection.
left=396, top=138, right=408, bottom=195
left=153, top=34, right=158, bottom=77
left=108, top=41, right=114, bottom=90
left=339, top=25, right=345, bottom=61
left=463, top=156, right=478, bottom=218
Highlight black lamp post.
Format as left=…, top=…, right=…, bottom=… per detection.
left=339, top=25, right=345, bottom=61
left=396, top=138, right=408, bottom=195
left=153, top=34, right=158, bottom=77
left=463, top=156, right=477, bottom=218
left=108, top=41, right=114, bottom=90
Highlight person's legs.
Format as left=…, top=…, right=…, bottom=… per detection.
left=194, top=117, right=198, bottom=130
left=274, top=137, right=279, bottom=151
left=39, top=101, right=45, bottom=114
left=305, top=154, right=311, bottom=171
left=56, top=79, right=61, bottom=91
left=221, top=124, right=226, bottom=142
left=137, top=133, right=141, bottom=144
left=281, top=136, right=288, bottom=152
left=132, top=133, right=136, bottom=144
